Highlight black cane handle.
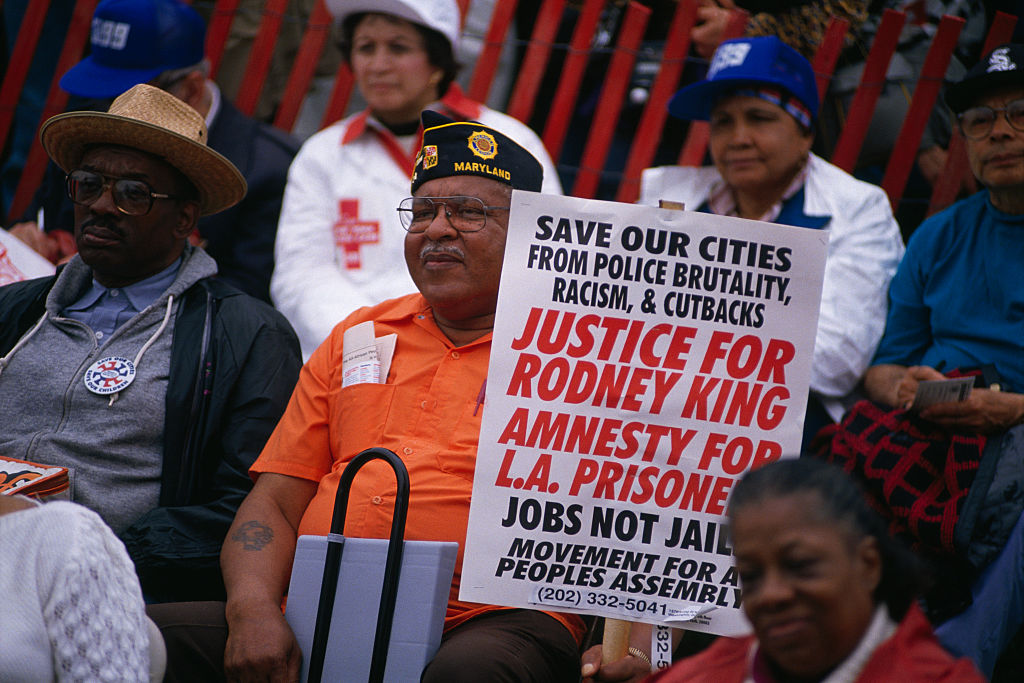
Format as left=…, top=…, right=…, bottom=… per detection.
left=308, top=448, right=410, bottom=683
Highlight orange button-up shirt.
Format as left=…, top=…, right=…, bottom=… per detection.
left=254, top=293, right=585, bottom=640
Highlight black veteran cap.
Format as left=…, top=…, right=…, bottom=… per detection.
left=947, top=43, right=1024, bottom=113
left=411, top=110, right=543, bottom=193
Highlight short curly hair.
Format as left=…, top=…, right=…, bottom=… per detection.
left=729, top=458, right=928, bottom=620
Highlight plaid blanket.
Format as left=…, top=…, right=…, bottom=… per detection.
left=811, top=400, right=986, bottom=557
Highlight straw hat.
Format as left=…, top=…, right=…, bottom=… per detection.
left=40, top=83, right=246, bottom=216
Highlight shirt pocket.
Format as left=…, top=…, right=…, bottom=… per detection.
left=334, top=383, right=396, bottom=460
left=434, top=398, right=484, bottom=483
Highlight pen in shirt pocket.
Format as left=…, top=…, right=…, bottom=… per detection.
left=473, top=379, right=486, bottom=416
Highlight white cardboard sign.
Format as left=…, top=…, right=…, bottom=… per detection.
left=461, top=191, right=828, bottom=636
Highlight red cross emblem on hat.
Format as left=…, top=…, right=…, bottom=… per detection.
left=333, top=199, right=380, bottom=270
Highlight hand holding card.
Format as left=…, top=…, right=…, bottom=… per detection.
left=910, top=377, right=975, bottom=412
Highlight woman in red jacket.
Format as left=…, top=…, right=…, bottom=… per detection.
left=584, top=458, right=985, bottom=682
left=646, top=458, right=984, bottom=683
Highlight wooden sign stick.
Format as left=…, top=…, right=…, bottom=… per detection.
left=602, top=618, right=632, bottom=664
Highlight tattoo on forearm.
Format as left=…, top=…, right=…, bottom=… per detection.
left=232, top=520, right=274, bottom=550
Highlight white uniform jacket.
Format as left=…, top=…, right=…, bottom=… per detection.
left=272, top=87, right=562, bottom=358
left=640, top=153, right=904, bottom=409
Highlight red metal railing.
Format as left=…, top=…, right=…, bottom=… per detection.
left=880, top=14, right=964, bottom=211
left=0, top=0, right=1011, bottom=223
left=0, top=0, right=52, bottom=151
left=614, top=0, right=701, bottom=203
left=234, top=0, right=290, bottom=116
left=830, top=9, right=906, bottom=173
left=572, top=1, right=651, bottom=199
left=273, top=0, right=333, bottom=132
left=540, top=0, right=605, bottom=163
left=505, top=0, right=567, bottom=124
left=8, top=0, right=99, bottom=223
left=466, top=0, right=519, bottom=103
left=812, top=18, right=851, bottom=108
left=206, top=0, right=241, bottom=77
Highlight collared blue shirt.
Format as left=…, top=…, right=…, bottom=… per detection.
left=63, top=258, right=182, bottom=339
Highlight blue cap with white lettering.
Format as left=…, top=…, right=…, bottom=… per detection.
left=667, top=36, right=818, bottom=125
left=59, top=0, right=206, bottom=99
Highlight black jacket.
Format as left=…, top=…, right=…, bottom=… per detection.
left=0, top=272, right=302, bottom=601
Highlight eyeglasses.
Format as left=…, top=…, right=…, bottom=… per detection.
left=958, top=98, right=1024, bottom=139
left=397, top=196, right=510, bottom=233
left=66, top=169, right=181, bottom=216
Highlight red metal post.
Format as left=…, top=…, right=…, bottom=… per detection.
left=678, top=123, right=710, bottom=167
left=928, top=132, right=971, bottom=215
left=829, top=9, right=905, bottom=172
left=505, top=0, right=567, bottom=123
left=466, top=0, right=519, bottom=103
left=206, top=0, right=241, bottom=78
left=8, top=0, right=98, bottom=223
left=0, top=0, right=51, bottom=156
left=234, top=0, right=289, bottom=116
left=572, top=2, right=651, bottom=199
left=880, top=15, right=963, bottom=210
left=319, top=63, right=355, bottom=129
left=929, top=11, right=1019, bottom=216
left=812, top=17, right=850, bottom=106
left=273, top=0, right=333, bottom=133
left=614, top=0, right=699, bottom=203
left=541, top=0, right=604, bottom=161
left=677, top=8, right=748, bottom=167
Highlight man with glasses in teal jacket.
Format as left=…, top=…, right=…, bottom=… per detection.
left=849, top=43, right=1024, bottom=678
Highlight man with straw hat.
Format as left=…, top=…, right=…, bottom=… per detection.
left=0, top=83, right=302, bottom=604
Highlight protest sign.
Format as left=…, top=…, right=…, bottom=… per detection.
left=460, top=191, right=828, bottom=636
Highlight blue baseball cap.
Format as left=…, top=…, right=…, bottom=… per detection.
left=60, top=0, right=206, bottom=99
left=668, top=36, right=818, bottom=125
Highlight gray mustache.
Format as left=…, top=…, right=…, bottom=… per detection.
left=419, top=244, right=464, bottom=260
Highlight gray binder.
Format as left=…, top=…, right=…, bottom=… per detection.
left=284, top=448, right=457, bottom=682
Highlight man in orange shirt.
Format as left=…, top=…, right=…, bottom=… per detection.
left=152, top=111, right=584, bottom=682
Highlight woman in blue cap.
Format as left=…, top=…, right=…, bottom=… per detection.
left=641, top=36, right=904, bottom=449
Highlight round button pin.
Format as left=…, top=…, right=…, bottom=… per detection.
left=83, top=356, right=136, bottom=395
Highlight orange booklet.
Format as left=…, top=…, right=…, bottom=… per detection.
left=0, top=455, right=70, bottom=498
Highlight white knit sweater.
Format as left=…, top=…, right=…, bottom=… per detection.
left=0, top=500, right=149, bottom=681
